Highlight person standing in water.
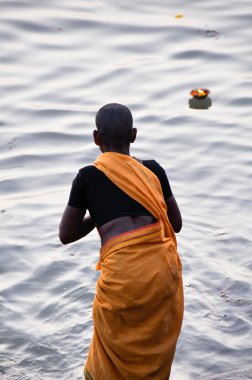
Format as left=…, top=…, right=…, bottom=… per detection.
left=59, top=103, right=184, bottom=380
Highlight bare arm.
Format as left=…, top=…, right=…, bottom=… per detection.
left=165, top=195, right=182, bottom=233
left=59, top=205, right=96, bottom=245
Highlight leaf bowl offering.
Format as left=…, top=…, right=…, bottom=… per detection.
left=190, top=88, right=210, bottom=99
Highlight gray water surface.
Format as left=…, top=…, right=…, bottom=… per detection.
left=1, top=0, right=252, bottom=379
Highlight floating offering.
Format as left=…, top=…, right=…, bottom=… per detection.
left=190, top=88, right=210, bottom=99
left=175, top=14, right=184, bottom=19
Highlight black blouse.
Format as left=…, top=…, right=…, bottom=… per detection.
left=68, top=159, right=172, bottom=227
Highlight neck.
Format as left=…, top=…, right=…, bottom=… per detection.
left=102, top=146, right=130, bottom=156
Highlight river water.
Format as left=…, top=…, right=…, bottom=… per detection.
left=1, top=0, right=252, bottom=379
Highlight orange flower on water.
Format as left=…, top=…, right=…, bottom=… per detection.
left=190, top=88, right=210, bottom=99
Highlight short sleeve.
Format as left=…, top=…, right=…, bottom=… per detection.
left=68, top=172, right=87, bottom=209
left=155, top=163, right=173, bottom=199
left=143, top=160, right=173, bottom=199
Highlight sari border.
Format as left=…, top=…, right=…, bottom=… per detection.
left=100, top=220, right=162, bottom=254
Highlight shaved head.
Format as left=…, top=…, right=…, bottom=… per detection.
left=95, top=103, right=133, bottom=147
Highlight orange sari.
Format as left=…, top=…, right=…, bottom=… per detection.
left=84, top=153, right=184, bottom=380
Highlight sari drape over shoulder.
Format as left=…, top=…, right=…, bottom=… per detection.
left=84, top=153, right=184, bottom=380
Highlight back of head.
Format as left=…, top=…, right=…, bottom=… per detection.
left=95, top=103, right=133, bottom=147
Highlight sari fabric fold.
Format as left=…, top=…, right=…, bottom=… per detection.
left=84, top=153, right=184, bottom=380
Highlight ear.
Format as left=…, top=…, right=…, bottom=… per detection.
left=93, top=130, right=100, bottom=146
left=130, top=128, right=137, bottom=143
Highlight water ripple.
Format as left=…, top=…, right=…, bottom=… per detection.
left=1, top=0, right=252, bottom=379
